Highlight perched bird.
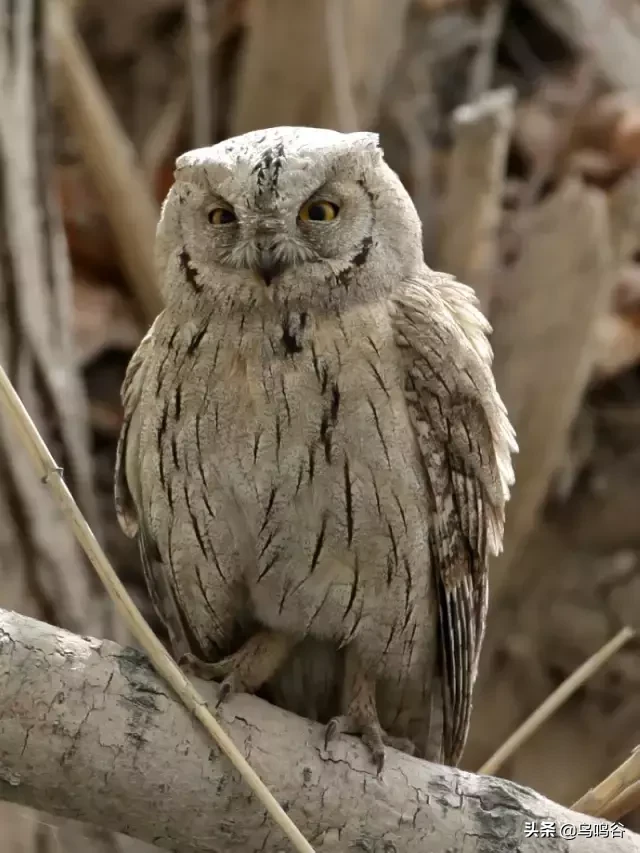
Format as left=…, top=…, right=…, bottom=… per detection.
left=115, top=126, right=516, bottom=770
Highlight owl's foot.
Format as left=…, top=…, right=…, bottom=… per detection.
left=324, top=713, right=415, bottom=774
left=167, top=623, right=192, bottom=665
left=180, top=630, right=296, bottom=707
left=325, top=648, right=416, bottom=773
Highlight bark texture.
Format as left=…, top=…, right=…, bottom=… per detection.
left=0, top=3, right=138, bottom=852
left=0, top=608, right=638, bottom=853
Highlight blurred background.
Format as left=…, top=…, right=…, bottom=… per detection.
left=1, top=0, right=640, bottom=850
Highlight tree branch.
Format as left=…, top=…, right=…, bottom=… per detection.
left=0, top=609, right=638, bottom=853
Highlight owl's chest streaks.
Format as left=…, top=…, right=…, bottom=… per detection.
left=146, top=305, right=435, bottom=670
left=186, top=308, right=416, bottom=499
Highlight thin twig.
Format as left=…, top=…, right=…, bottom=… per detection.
left=600, top=780, right=640, bottom=822
left=186, top=0, right=212, bottom=147
left=0, top=365, right=316, bottom=853
left=478, top=627, right=635, bottom=776
left=573, top=746, right=640, bottom=819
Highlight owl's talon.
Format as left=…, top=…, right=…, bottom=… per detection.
left=325, top=713, right=396, bottom=773
left=361, top=725, right=386, bottom=774
left=178, top=652, right=241, bottom=703
left=324, top=715, right=347, bottom=749
left=179, top=651, right=227, bottom=681
left=179, top=651, right=198, bottom=669
left=216, top=676, right=236, bottom=707
left=183, top=630, right=296, bottom=702
left=326, top=647, right=418, bottom=772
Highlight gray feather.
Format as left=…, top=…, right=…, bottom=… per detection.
left=392, top=271, right=516, bottom=763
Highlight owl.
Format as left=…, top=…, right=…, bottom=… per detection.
left=115, top=126, right=516, bottom=770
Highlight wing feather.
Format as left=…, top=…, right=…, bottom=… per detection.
left=114, top=323, right=190, bottom=659
left=114, top=329, right=154, bottom=538
left=392, top=270, right=517, bottom=765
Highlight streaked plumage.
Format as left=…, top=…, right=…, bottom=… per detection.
left=115, top=126, right=516, bottom=768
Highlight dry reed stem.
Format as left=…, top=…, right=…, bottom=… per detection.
left=573, top=747, right=640, bottom=819
left=478, top=626, right=635, bottom=777
left=49, top=0, right=163, bottom=323
left=600, top=780, right=640, bottom=822
left=0, top=364, right=316, bottom=853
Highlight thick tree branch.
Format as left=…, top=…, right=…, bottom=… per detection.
left=0, top=610, right=638, bottom=853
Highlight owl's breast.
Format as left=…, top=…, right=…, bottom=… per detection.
left=222, top=303, right=436, bottom=667
left=211, top=303, right=429, bottom=518
left=140, top=304, right=436, bottom=669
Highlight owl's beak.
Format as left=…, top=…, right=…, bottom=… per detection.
left=254, top=251, right=285, bottom=287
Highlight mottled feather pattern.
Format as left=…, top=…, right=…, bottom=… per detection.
left=392, top=270, right=516, bottom=762
left=115, top=328, right=153, bottom=538
left=123, top=299, right=435, bottom=670
left=115, top=319, right=196, bottom=657
left=115, top=126, right=516, bottom=767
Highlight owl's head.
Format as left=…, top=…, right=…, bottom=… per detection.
left=157, top=126, right=423, bottom=313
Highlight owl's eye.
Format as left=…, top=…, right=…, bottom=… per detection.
left=208, top=206, right=236, bottom=225
left=299, top=199, right=340, bottom=222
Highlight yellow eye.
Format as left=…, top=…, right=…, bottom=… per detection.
left=208, top=207, right=236, bottom=225
left=299, top=199, right=340, bottom=222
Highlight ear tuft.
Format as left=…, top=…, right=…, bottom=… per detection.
left=347, top=132, right=380, bottom=153
left=175, top=146, right=217, bottom=172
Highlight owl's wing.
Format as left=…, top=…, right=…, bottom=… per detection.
left=114, top=323, right=190, bottom=659
left=114, top=326, right=153, bottom=539
left=391, top=271, right=517, bottom=765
